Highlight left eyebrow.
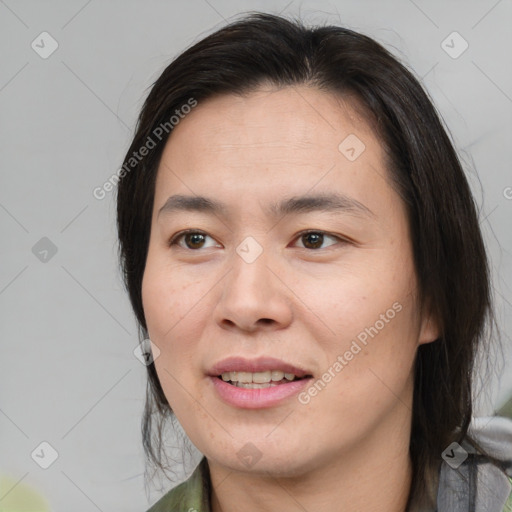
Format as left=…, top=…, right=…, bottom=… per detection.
left=266, top=193, right=375, bottom=219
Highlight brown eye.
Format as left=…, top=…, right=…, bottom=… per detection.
left=302, top=232, right=323, bottom=249
left=184, top=233, right=206, bottom=249
left=295, top=231, right=340, bottom=250
left=169, top=231, right=219, bottom=250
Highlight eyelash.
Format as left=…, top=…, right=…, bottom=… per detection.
left=168, top=229, right=347, bottom=251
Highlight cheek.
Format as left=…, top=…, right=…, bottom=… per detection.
left=330, top=297, right=419, bottom=398
left=297, top=256, right=420, bottom=399
left=142, top=261, right=207, bottom=411
left=293, top=256, right=412, bottom=336
left=300, top=301, right=419, bottom=441
left=142, top=253, right=201, bottom=335
left=141, top=254, right=221, bottom=390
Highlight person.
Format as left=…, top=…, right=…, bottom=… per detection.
left=116, top=12, right=512, bottom=512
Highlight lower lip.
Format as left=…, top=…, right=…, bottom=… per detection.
left=209, top=376, right=312, bottom=409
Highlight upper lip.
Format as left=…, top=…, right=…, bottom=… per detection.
left=208, top=357, right=312, bottom=378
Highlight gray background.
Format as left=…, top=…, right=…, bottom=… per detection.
left=1, top=0, right=511, bottom=510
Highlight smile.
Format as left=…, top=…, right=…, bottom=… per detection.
left=208, top=357, right=313, bottom=408
left=219, top=370, right=302, bottom=388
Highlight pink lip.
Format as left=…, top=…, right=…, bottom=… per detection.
left=209, top=376, right=312, bottom=409
left=207, top=356, right=313, bottom=409
left=208, top=356, right=311, bottom=378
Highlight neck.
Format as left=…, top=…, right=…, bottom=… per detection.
left=208, top=403, right=413, bottom=512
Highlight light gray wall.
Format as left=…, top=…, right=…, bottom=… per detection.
left=1, top=0, right=511, bottom=510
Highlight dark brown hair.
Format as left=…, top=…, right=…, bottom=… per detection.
left=117, top=12, right=495, bottom=508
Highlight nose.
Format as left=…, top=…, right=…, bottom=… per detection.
left=213, top=246, right=293, bottom=333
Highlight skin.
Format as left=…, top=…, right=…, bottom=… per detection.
left=141, top=86, right=439, bottom=512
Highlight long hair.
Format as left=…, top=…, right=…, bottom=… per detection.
left=117, top=13, right=495, bottom=508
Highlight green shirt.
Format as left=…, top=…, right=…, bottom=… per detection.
left=146, top=457, right=210, bottom=512
left=146, top=456, right=512, bottom=512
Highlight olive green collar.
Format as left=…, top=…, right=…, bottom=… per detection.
left=146, top=457, right=211, bottom=512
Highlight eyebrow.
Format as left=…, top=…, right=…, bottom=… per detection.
left=157, top=193, right=375, bottom=219
left=268, top=193, right=374, bottom=218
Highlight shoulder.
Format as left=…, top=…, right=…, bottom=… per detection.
left=437, top=416, right=512, bottom=512
left=145, top=457, right=211, bottom=512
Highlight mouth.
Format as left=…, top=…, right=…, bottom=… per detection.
left=208, top=357, right=313, bottom=408
left=217, top=370, right=309, bottom=389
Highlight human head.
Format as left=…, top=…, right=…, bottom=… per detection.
left=117, top=13, right=491, bottom=508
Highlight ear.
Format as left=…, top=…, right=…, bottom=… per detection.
left=418, top=303, right=440, bottom=345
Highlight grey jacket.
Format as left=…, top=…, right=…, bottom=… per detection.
left=437, top=416, right=512, bottom=511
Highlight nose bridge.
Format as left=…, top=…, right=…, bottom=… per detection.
left=225, top=239, right=274, bottom=306
left=214, top=237, right=292, bottom=331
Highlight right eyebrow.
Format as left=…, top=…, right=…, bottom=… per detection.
left=158, top=195, right=227, bottom=218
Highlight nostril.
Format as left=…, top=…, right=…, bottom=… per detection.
left=219, top=317, right=276, bottom=332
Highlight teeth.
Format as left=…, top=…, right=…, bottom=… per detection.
left=271, top=370, right=284, bottom=381
left=219, top=370, right=299, bottom=383
left=235, top=371, right=253, bottom=383
left=233, top=382, right=280, bottom=389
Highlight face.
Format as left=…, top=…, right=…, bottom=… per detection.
left=141, top=86, right=438, bottom=477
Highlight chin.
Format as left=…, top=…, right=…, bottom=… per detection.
left=202, top=434, right=319, bottom=478
left=221, top=452, right=310, bottom=478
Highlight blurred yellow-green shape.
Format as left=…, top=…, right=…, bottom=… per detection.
left=0, top=475, right=50, bottom=512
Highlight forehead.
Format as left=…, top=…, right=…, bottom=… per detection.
left=154, top=86, right=393, bottom=215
